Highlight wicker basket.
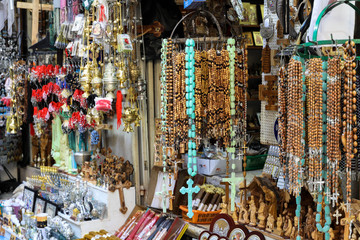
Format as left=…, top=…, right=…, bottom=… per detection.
left=179, top=205, right=221, bottom=224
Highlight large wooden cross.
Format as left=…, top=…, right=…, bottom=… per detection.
left=17, top=0, right=53, bottom=45
left=114, top=180, right=132, bottom=214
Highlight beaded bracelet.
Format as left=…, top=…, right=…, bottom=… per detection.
left=185, top=38, right=197, bottom=177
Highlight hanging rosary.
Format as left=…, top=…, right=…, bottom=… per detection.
left=343, top=40, right=356, bottom=212
left=180, top=38, right=200, bottom=218
left=315, top=59, right=331, bottom=240
left=326, top=57, right=341, bottom=206
left=222, top=38, right=242, bottom=212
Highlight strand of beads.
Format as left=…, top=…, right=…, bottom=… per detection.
left=227, top=38, right=236, bottom=166
left=343, top=40, right=356, bottom=212
left=194, top=50, right=202, bottom=141
left=315, top=60, right=331, bottom=240
left=166, top=39, right=175, bottom=150
left=158, top=39, right=168, bottom=213
left=294, top=56, right=306, bottom=240
left=307, top=58, right=323, bottom=193
left=185, top=39, right=197, bottom=177
left=173, top=52, right=187, bottom=152
left=326, top=57, right=341, bottom=206
left=221, top=48, right=231, bottom=146
left=278, top=65, right=287, bottom=176
left=286, top=58, right=302, bottom=194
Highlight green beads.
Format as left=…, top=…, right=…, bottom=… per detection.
left=185, top=39, right=197, bottom=177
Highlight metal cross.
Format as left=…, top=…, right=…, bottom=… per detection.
left=222, top=172, right=242, bottom=212
left=307, top=178, right=314, bottom=193
left=330, top=192, right=340, bottom=207
left=333, top=209, right=342, bottom=225
left=180, top=178, right=200, bottom=218
left=314, top=178, right=325, bottom=192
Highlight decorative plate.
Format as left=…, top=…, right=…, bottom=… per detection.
left=210, top=214, right=235, bottom=237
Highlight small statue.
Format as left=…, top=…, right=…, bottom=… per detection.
left=243, top=206, right=250, bottom=224
left=232, top=209, right=239, bottom=223
left=257, top=195, right=268, bottom=229
left=232, top=205, right=240, bottom=223
left=275, top=215, right=284, bottom=236
left=265, top=214, right=275, bottom=233
left=249, top=196, right=257, bottom=226
left=220, top=195, right=228, bottom=214
left=290, top=216, right=298, bottom=239
left=284, top=215, right=293, bottom=237
left=305, top=207, right=315, bottom=240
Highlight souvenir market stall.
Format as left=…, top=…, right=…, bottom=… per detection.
left=1, top=0, right=360, bottom=240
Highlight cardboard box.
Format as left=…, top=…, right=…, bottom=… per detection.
left=197, top=158, right=242, bottom=176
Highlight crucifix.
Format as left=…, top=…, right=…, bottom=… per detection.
left=314, top=178, right=325, bottom=192
left=111, top=180, right=132, bottom=214
left=17, top=0, right=53, bottom=45
left=340, top=202, right=355, bottom=240
left=330, top=192, right=340, bottom=207
left=333, top=208, right=342, bottom=225
left=156, top=178, right=172, bottom=213
left=180, top=178, right=200, bottom=218
left=222, top=172, right=242, bottom=212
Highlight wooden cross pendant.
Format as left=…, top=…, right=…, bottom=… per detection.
left=180, top=178, right=200, bottom=218
left=114, top=180, right=132, bottom=214
left=16, top=0, right=53, bottom=44
left=222, top=172, right=242, bottom=212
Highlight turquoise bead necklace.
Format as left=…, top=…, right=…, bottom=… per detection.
left=180, top=38, right=200, bottom=219
left=185, top=38, right=197, bottom=177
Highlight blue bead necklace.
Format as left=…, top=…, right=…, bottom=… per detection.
left=185, top=38, right=197, bottom=177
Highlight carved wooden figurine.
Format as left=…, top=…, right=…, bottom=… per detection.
left=283, top=215, right=293, bottom=237
left=257, top=195, right=268, bottom=229
left=275, top=215, right=284, bottom=236
left=305, top=207, right=316, bottom=240
left=266, top=214, right=275, bottom=233
left=220, top=195, right=228, bottom=214
left=249, top=196, right=257, bottom=226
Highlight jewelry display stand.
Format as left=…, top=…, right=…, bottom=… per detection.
left=58, top=183, right=136, bottom=238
